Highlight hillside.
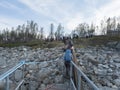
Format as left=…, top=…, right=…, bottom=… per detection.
left=74, top=35, right=120, bottom=48
left=0, top=35, right=120, bottom=49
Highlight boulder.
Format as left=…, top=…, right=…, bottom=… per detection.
left=99, top=86, right=118, bottom=90
left=114, top=79, right=120, bottom=86
left=83, top=53, right=99, bottom=65
left=15, top=70, right=23, bottom=81
left=55, top=75, right=63, bottom=83
left=107, top=41, right=118, bottom=48
left=28, top=64, right=38, bottom=70
left=39, top=61, right=48, bottom=68
left=113, top=59, right=120, bottom=63
left=116, top=42, right=120, bottom=50
left=38, top=68, right=53, bottom=80
left=28, top=81, right=38, bottom=90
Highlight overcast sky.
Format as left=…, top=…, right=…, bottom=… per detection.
left=0, top=0, right=120, bottom=35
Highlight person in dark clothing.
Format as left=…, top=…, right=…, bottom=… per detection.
left=63, top=38, right=74, bottom=77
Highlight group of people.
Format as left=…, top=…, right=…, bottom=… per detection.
left=63, top=37, right=74, bottom=78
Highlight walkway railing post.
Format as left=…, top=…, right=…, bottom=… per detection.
left=6, top=76, right=9, bottom=90
left=77, top=71, right=81, bottom=90
left=70, top=62, right=73, bottom=90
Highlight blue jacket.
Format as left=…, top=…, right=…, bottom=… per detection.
left=64, top=49, right=72, bottom=61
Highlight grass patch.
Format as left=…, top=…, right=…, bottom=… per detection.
left=0, top=35, right=119, bottom=48
left=0, top=40, right=64, bottom=48
left=73, top=35, right=120, bottom=47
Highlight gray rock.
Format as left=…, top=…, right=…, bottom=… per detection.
left=113, top=59, right=120, bottom=63
left=99, top=86, right=118, bottom=90
left=38, top=68, right=53, bottom=80
left=40, top=84, right=46, bottom=90
left=116, top=42, right=120, bottom=50
left=43, top=78, right=50, bottom=84
left=107, top=68, right=113, bottom=73
left=21, top=85, right=27, bottom=90
left=98, top=64, right=109, bottom=69
left=107, top=41, right=118, bottom=48
left=15, top=70, right=23, bottom=81
left=97, top=69, right=107, bottom=75
left=114, top=79, right=120, bottom=86
left=0, top=58, right=6, bottom=66
left=115, top=63, right=120, bottom=69
left=28, top=64, right=38, bottom=70
left=39, top=61, right=48, bottom=68
left=29, top=81, right=38, bottom=90
left=55, top=75, right=63, bottom=83
left=83, top=53, right=99, bottom=65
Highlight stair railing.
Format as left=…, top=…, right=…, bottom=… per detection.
left=70, top=61, right=99, bottom=90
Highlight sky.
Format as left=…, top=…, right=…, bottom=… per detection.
left=0, top=0, right=120, bottom=35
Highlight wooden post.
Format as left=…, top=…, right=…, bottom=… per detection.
left=72, top=48, right=78, bottom=88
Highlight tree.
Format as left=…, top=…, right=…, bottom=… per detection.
left=75, top=23, right=87, bottom=37
left=112, top=17, right=116, bottom=31
left=89, top=23, right=95, bottom=36
left=40, top=27, right=44, bottom=39
left=106, top=17, right=111, bottom=31
left=117, top=23, right=120, bottom=31
left=55, top=23, right=64, bottom=40
left=49, top=23, right=54, bottom=41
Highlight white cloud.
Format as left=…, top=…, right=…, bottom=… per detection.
left=19, top=0, right=60, bottom=18
left=18, top=0, right=79, bottom=33
left=94, top=0, right=120, bottom=24
left=0, top=16, right=25, bottom=30
left=1, top=0, right=120, bottom=35
left=91, top=0, right=120, bottom=34
left=65, top=13, right=84, bottom=30
left=0, top=1, right=21, bottom=10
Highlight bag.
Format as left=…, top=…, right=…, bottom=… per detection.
left=64, top=49, right=72, bottom=61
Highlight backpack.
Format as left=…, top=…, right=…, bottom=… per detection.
left=64, top=49, right=72, bottom=61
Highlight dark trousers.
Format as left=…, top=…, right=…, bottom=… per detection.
left=64, top=61, right=70, bottom=76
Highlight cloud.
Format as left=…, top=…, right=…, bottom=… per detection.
left=94, top=0, right=120, bottom=24
left=1, top=0, right=120, bottom=35
left=19, top=0, right=59, bottom=19
left=18, top=0, right=79, bottom=33
left=0, top=16, right=25, bottom=30
left=0, top=1, right=20, bottom=10
left=65, top=13, right=84, bottom=30
left=18, top=0, right=75, bottom=21
left=91, top=0, right=120, bottom=34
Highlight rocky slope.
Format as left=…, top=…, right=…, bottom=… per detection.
left=0, top=46, right=120, bottom=90
left=76, top=46, right=120, bottom=90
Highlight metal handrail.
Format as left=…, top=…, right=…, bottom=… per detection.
left=0, top=61, right=25, bottom=81
left=0, top=60, right=25, bottom=90
left=70, top=61, right=99, bottom=90
left=0, top=59, right=99, bottom=90
left=0, top=60, right=50, bottom=90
